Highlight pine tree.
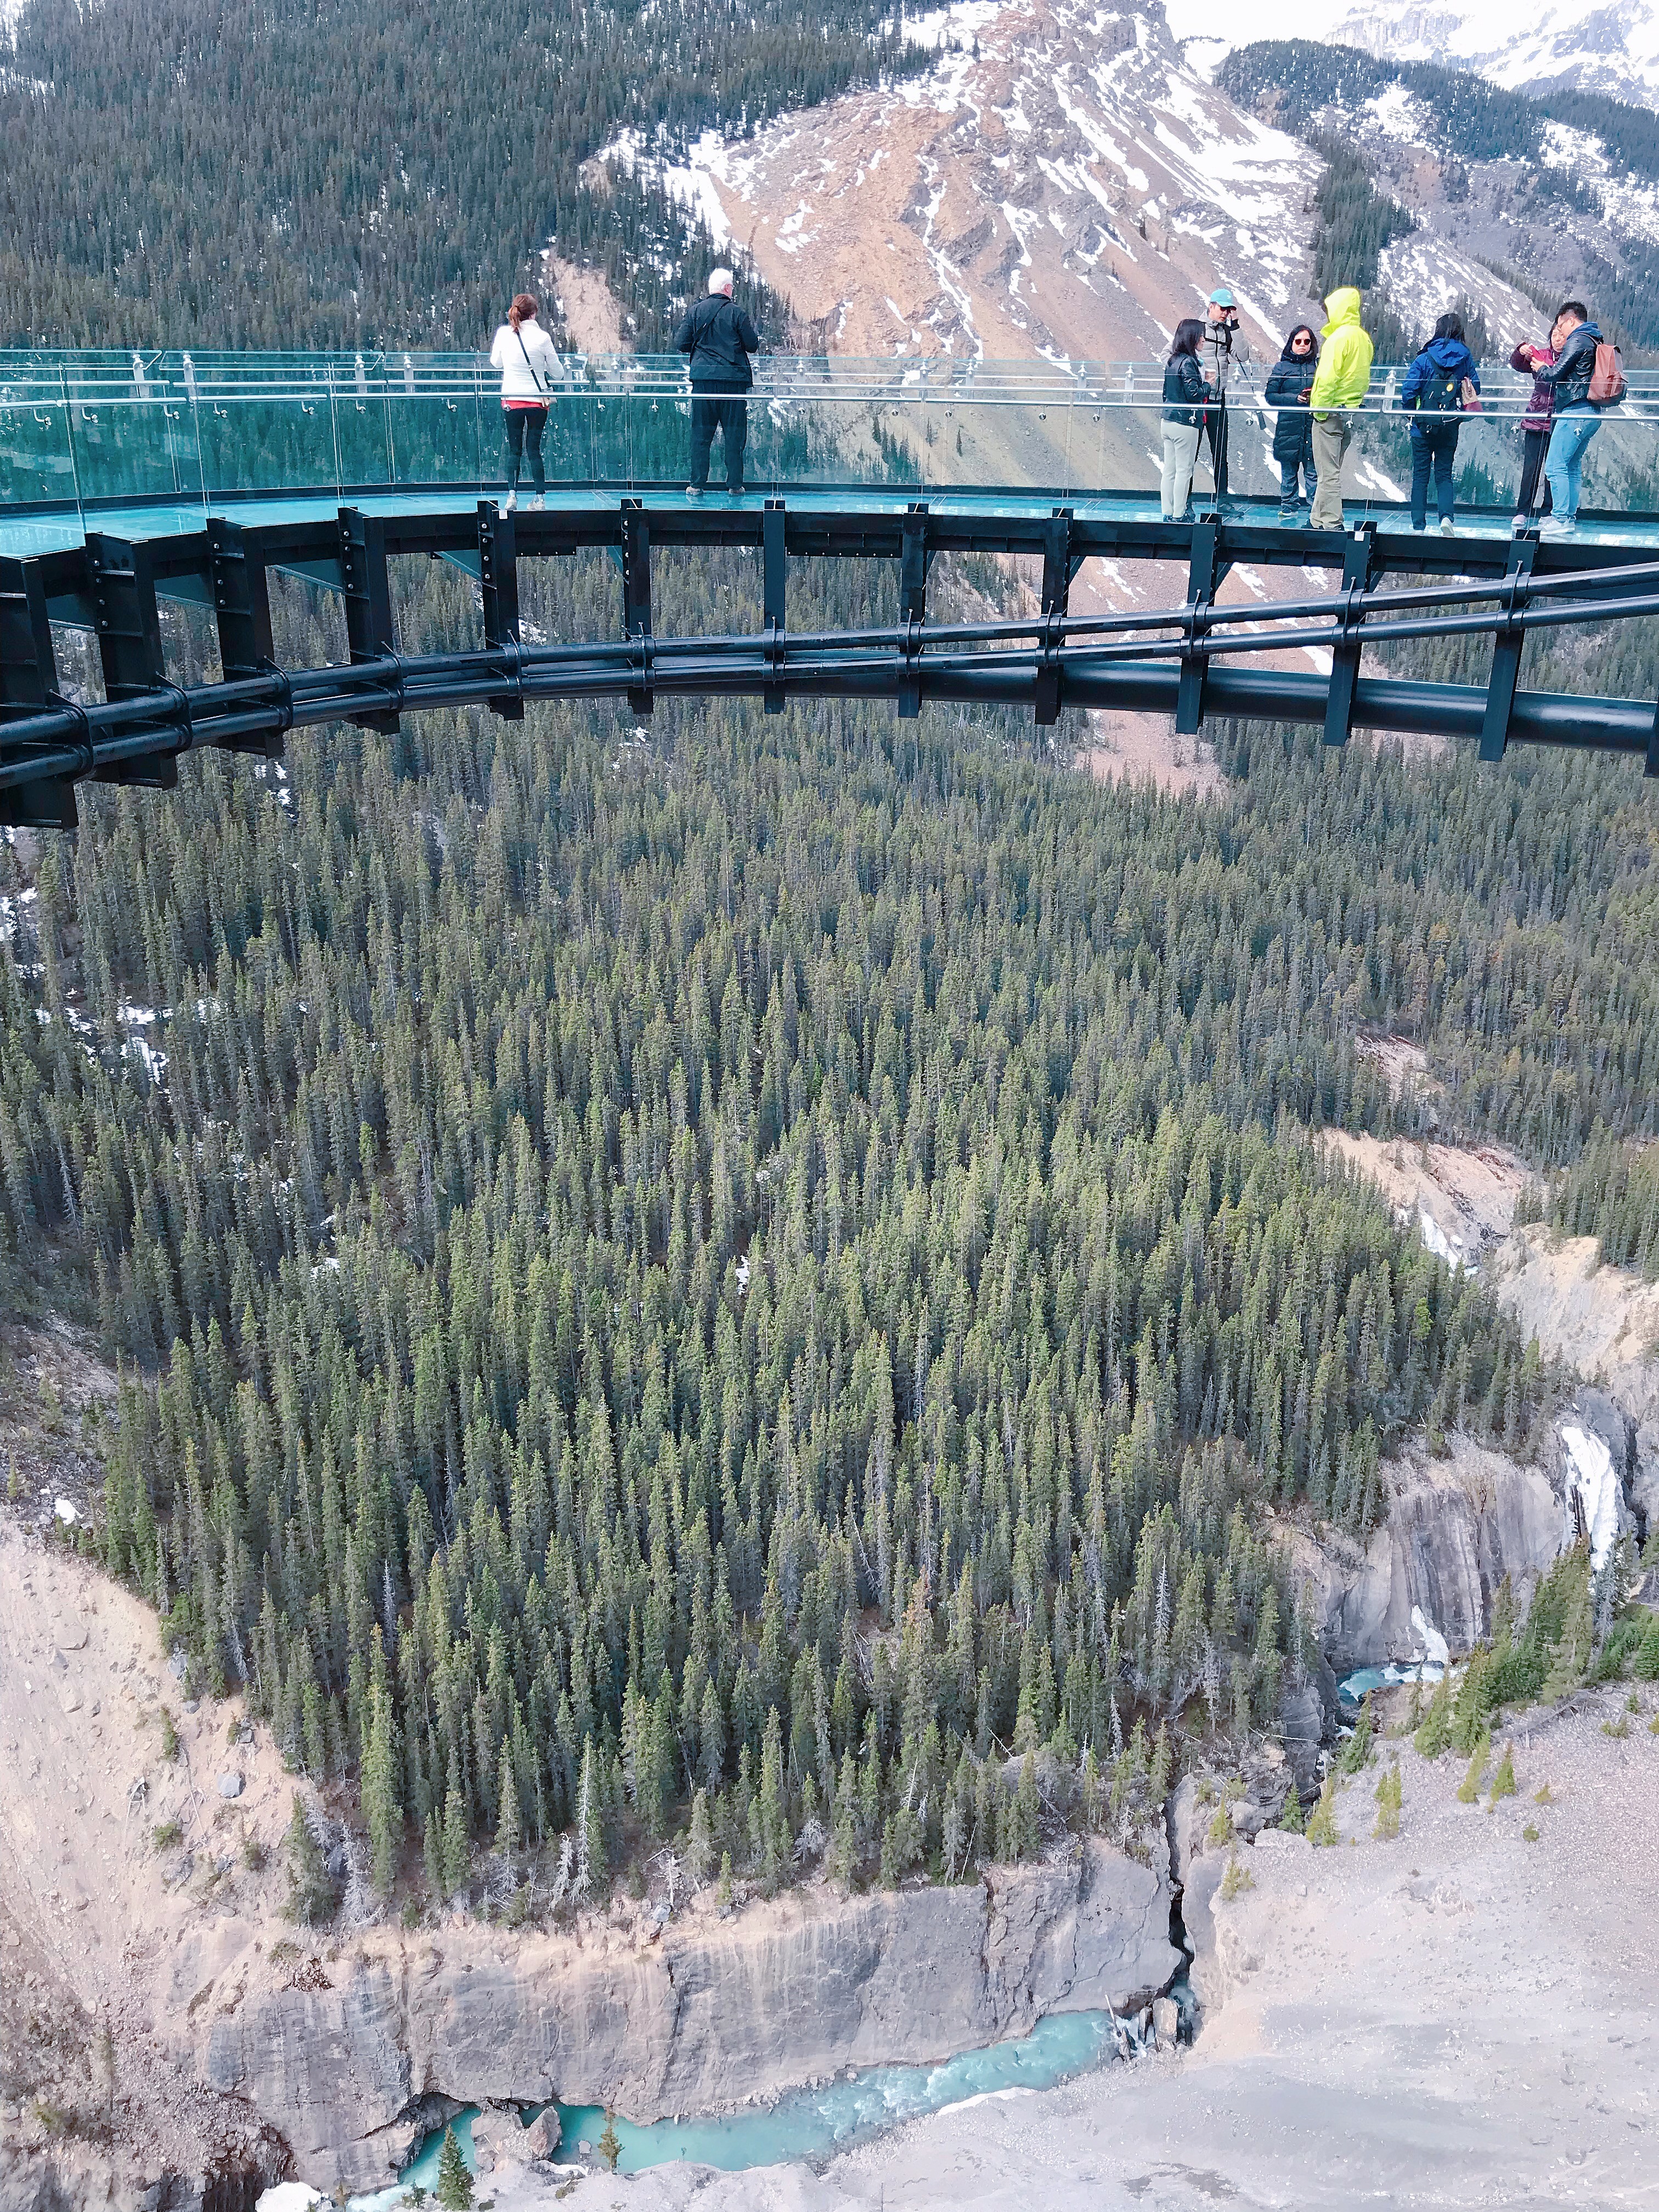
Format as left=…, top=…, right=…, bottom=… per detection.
left=1414, top=1674, right=1453, bottom=1759
left=597, top=2111, right=622, bottom=2172
left=1305, top=1776, right=1338, bottom=1847
left=1455, top=1728, right=1491, bottom=1803
left=685, top=1789, right=714, bottom=1887
left=1372, top=1763, right=1402, bottom=1840
left=435, top=2126, right=473, bottom=2211
left=1279, top=1778, right=1304, bottom=1833
left=441, top=1748, right=470, bottom=1900
left=495, top=1741, right=521, bottom=1864
left=1488, top=1742, right=1517, bottom=1803
left=362, top=1686, right=401, bottom=1899
left=1015, top=1751, right=1041, bottom=1861
left=283, top=1793, right=335, bottom=1926
left=1339, top=1692, right=1374, bottom=1774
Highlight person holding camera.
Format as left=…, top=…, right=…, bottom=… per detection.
left=1201, top=288, right=1246, bottom=504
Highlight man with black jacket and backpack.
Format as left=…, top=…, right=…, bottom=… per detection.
left=1538, top=302, right=1614, bottom=537
left=674, top=268, right=761, bottom=499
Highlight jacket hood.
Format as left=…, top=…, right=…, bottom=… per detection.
left=1280, top=324, right=1319, bottom=360
left=1420, top=335, right=1471, bottom=368
left=1322, top=288, right=1363, bottom=332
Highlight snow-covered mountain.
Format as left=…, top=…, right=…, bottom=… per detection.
left=609, top=0, right=1325, bottom=365
left=1168, top=0, right=1659, bottom=111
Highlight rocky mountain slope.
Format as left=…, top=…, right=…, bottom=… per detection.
left=1171, top=0, right=1659, bottom=111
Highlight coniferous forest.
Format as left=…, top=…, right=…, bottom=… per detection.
left=0, top=0, right=922, bottom=349
left=3, top=536, right=1657, bottom=1906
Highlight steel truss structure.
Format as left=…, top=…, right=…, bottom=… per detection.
left=4, top=493, right=1659, bottom=828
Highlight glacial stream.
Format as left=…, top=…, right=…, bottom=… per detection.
left=395, top=2007, right=1142, bottom=2185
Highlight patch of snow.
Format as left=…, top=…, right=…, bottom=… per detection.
left=53, top=1498, right=78, bottom=1526
left=1560, top=1421, right=1621, bottom=1570
left=1410, top=1605, right=1451, bottom=1670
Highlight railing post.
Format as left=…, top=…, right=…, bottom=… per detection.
left=1479, top=538, right=1536, bottom=764
left=84, top=533, right=178, bottom=788
left=620, top=500, right=653, bottom=718
left=1323, top=524, right=1377, bottom=749
left=338, top=506, right=401, bottom=735
left=763, top=500, right=786, bottom=716
left=479, top=500, right=523, bottom=721
left=0, top=557, right=78, bottom=830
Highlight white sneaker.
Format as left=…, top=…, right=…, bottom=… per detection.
left=685, top=484, right=702, bottom=500
left=1440, top=516, right=1455, bottom=535
left=1510, top=514, right=1527, bottom=533
left=1539, top=517, right=1576, bottom=539
left=529, top=493, right=545, bottom=512
left=504, top=488, right=517, bottom=514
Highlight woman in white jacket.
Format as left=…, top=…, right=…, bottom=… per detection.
left=488, top=292, right=560, bottom=511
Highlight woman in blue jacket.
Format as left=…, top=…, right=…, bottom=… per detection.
left=1400, top=313, right=1481, bottom=534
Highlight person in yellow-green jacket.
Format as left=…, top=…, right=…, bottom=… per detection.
left=1307, top=287, right=1375, bottom=528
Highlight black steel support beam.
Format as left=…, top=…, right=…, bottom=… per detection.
left=1035, top=507, right=1074, bottom=729
left=206, top=518, right=284, bottom=758
left=1480, top=537, right=1537, bottom=764
left=84, top=533, right=177, bottom=790
left=1176, top=520, right=1220, bottom=736
left=338, top=507, right=400, bottom=735
left=478, top=501, right=523, bottom=721
left=0, top=556, right=78, bottom=830
left=899, top=505, right=930, bottom=720
left=1324, top=526, right=1377, bottom=748
left=764, top=500, right=787, bottom=717
left=620, top=500, right=653, bottom=718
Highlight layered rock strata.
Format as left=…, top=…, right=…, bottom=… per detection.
left=193, top=1843, right=1180, bottom=2191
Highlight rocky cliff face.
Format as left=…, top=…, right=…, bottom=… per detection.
left=192, top=1843, right=1180, bottom=2192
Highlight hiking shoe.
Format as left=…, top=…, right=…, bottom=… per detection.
left=504, top=488, right=517, bottom=514
left=1440, top=516, right=1455, bottom=535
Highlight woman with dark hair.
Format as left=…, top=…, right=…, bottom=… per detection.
left=488, top=292, right=561, bottom=512
left=1265, top=323, right=1319, bottom=518
left=1400, top=310, right=1480, bottom=534
left=1160, top=318, right=1211, bottom=522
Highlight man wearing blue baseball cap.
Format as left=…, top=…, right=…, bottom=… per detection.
left=1201, top=287, right=1246, bottom=506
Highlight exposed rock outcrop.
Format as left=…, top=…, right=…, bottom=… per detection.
left=192, top=1843, right=1180, bottom=2192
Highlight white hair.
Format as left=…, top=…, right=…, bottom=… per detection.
left=708, top=268, right=735, bottom=296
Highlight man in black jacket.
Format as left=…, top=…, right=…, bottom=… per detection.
left=674, top=269, right=760, bottom=498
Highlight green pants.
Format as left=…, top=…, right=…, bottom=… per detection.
left=1310, top=413, right=1354, bottom=529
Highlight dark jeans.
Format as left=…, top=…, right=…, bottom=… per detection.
left=1516, top=426, right=1554, bottom=518
left=1409, top=421, right=1460, bottom=528
left=1206, top=398, right=1229, bottom=500
left=1279, top=456, right=1316, bottom=506
left=504, top=405, right=547, bottom=494
left=690, top=393, right=748, bottom=489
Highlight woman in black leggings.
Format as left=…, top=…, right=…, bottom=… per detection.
left=489, top=291, right=559, bottom=511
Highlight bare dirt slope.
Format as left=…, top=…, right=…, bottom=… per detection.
left=1321, top=1127, right=1532, bottom=1273
left=535, top=1684, right=1658, bottom=2211
left=0, top=1521, right=289, bottom=2198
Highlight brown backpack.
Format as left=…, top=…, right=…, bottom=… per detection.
left=1589, top=341, right=1626, bottom=406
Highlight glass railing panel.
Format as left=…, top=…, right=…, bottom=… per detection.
left=192, top=362, right=344, bottom=500
left=386, top=387, right=486, bottom=489
left=0, top=390, right=78, bottom=509
left=60, top=368, right=204, bottom=506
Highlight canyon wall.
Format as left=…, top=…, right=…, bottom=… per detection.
left=189, top=1847, right=1180, bottom=2191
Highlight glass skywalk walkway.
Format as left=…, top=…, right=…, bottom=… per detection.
left=6, top=348, right=1659, bottom=557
